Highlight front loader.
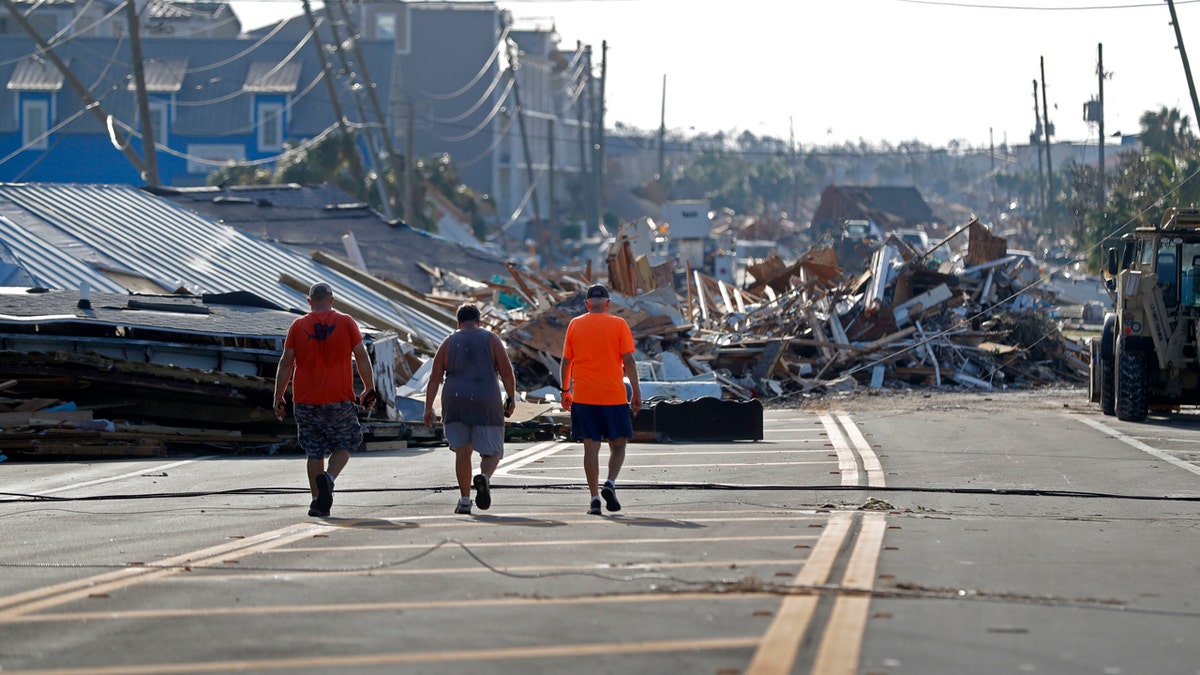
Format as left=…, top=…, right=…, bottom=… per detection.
left=1090, top=208, right=1200, bottom=420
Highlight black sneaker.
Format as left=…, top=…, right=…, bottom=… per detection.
left=473, top=474, right=491, bottom=510
left=316, top=473, right=334, bottom=514
left=308, top=499, right=328, bottom=518
left=587, top=498, right=602, bottom=515
left=601, top=482, right=621, bottom=512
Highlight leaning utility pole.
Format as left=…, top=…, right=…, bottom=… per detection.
left=584, top=45, right=597, bottom=236
left=125, top=0, right=158, bottom=186
left=507, top=47, right=542, bottom=227
left=330, top=0, right=404, bottom=218
left=1041, top=57, right=1055, bottom=237
left=0, top=0, right=146, bottom=176
left=323, top=2, right=392, bottom=218
left=594, top=40, right=607, bottom=233
left=299, top=0, right=368, bottom=190
left=577, top=44, right=592, bottom=238
left=1167, top=0, right=1200, bottom=133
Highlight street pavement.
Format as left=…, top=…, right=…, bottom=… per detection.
left=2, top=391, right=1199, bottom=674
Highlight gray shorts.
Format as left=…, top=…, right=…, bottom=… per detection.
left=295, top=401, right=363, bottom=459
left=444, top=422, right=505, bottom=457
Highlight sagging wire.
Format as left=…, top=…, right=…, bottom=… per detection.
left=415, top=25, right=511, bottom=101
left=0, top=535, right=1197, bottom=618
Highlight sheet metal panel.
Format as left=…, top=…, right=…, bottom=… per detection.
left=0, top=183, right=452, bottom=345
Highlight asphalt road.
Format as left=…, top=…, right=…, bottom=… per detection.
left=2, top=389, right=1199, bottom=674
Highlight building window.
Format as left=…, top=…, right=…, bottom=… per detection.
left=147, top=99, right=168, bottom=147
left=374, top=13, right=395, bottom=39
left=21, top=98, right=49, bottom=149
left=256, top=101, right=284, bottom=152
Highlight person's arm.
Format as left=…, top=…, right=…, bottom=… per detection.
left=423, top=341, right=449, bottom=426
left=490, top=332, right=517, bottom=417
left=273, top=348, right=296, bottom=420
left=350, top=338, right=374, bottom=401
left=560, top=324, right=574, bottom=410
left=559, top=356, right=574, bottom=410
left=622, top=351, right=642, bottom=415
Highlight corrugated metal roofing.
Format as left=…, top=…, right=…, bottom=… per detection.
left=7, top=58, right=64, bottom=92
left=243, top=60, right=302, bottom=93
left=0, top=183, right=452, bottom=346
left=128, top=58, right=188, bottom=93
left=0, top=216, right=126, bottom=293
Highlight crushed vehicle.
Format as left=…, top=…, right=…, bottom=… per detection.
left=1091, top=207, right=1200, bottom=420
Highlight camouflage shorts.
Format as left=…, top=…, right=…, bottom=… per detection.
left=294, top=401, right=363, bottom=459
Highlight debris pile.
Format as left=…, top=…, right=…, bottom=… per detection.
left=478, top=218, right=1089, bottom=403
left=0, top=217, right=1091, bottom=460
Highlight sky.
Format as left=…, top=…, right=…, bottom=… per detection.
left=229, top=0, right=1200, bottom=149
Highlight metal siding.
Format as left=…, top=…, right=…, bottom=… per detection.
left=7, top=58, right=64, bottom=91
left=131, top=58, right=188, bottom=93
left=0, top=216, right=126, bottom=292
left=243, top=60, right=302, bottom=94
left=0, top=183, right=451, bottom=343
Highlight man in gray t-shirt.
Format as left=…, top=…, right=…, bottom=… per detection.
left=424, top=304, right=517, bottom=514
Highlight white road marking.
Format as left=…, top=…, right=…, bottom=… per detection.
left=11, top=457, right=219, bottom=497
left=492, top=442, right=572, bottom=477
left=1077, top=416, right=1200, bottom=478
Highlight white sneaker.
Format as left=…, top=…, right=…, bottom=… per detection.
left=454, top=498, right=472, bottom=515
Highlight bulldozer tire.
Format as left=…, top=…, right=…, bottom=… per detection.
left=1100, top=353, right=1116, bottom=416
left=1116, top=342, right=1148, bottom=422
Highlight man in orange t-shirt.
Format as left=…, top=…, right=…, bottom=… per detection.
left=560, top=284, right=642, bottom=515
left=274, top=282, right=376, bottom=518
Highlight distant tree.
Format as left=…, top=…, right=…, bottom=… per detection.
left=1071, top=106, right=1200, bottom=270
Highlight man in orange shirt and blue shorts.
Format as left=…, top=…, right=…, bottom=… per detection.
left=560, top=284, right=643, bottom=515
left=274, top=282, right=376, bottom=518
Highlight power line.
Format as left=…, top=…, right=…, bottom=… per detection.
left=897, top=0, right=1200, bottom=8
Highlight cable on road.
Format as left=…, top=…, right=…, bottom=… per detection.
left=2, top=482, right=1200, bottom=504
left=2, top=537, right=1199, bottom=620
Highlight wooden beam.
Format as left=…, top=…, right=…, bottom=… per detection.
left=280, top=273, right=420, bottom=346
left=311, top=250, right=458, bottom=328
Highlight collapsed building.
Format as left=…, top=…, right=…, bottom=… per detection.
left=0, top=183, right=1088, bottom=459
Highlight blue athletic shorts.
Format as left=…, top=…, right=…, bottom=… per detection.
left=295, top=401, right=363, bottom=459
left=444, top=422, right=505, bottom=456
left=570, top=402, right=633, bottom=441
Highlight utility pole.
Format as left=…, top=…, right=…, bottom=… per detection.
left=323, top=4, right=392, bottom=218
left=578, top=43, right=592, bottom=238
left=507, top=46, right=542, bottom=227
left=1041, top=57, right=1055, bottom=237
left=1167, top=0, right=1200, bottom=133
left=125, top=0, right=158, bottom=186
left=1032, top=80, right=1045, bottom=219
left=1097, top=42, right=1106, bottom=206
left=331, top=0, right=406, bottom=220
left=584, top=45, right=597, bottom=236
left=657, top=74, right=666, bottom=179
left=0, top=0, right=145, bottom=176
left=299, top=0, right=368, bottom=191
left=594, top=40, right=607, bottom=233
